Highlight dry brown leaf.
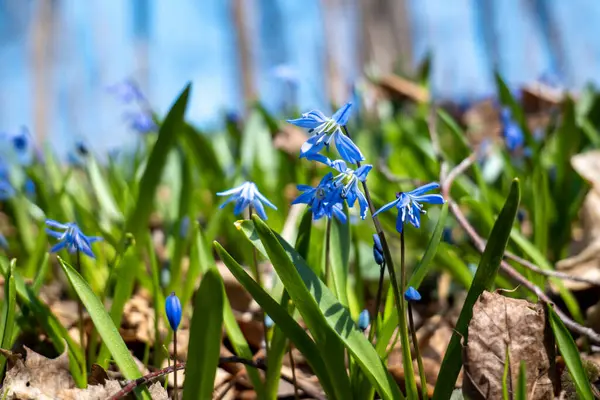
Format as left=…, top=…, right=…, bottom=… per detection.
left=462, top=291, right=556, bottom=400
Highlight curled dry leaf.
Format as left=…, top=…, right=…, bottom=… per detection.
left=462, top=291, right=556, bottom=400
left=556, top=150, right=600, bottom=290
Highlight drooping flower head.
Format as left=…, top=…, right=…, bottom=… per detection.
left=125, top=111, right=157, bottom=134
left=165, top=292, right=182, bottom=331
left=500, top=108, right=524, bottom=152
left=372, top=234, right=384, bottom=266
left=45, top=220, right=103, bottom=259
left=358, top=309, right=370, bottom=331
left=287, top=102, right=364, bottom=165
left=404, top=286, right=421, bottom=302
left=328, top=159, right=371, bottom=219
left=292, top=173, right=346, bottom=223
left=217, top=181, right=277, bottom=220
left=374, top=182, right=444, bottom=233
left=107, top=79, right=145, bottom=104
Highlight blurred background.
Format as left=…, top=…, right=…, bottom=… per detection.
left=1, top=0, right=599, bottom=156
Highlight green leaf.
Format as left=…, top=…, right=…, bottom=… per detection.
left=433, top=179, right=521, bottom=399
left=295, top=209, right=313, bottom=260
left=408, top=202, right=448, bottom=289
left=86, top=155, right=124, bottom=222
left=548, top=305, right=594, bottom=400
left=183, top=269, right=224, bottom=400
left=244, top=217, right=404, bottom=400
left=516, top=361, right=527, bottom=400
left=0, top=260, right=16, bottom=350
left=215, top=243, right=337, bottom=399
left=0, top=256, right=85, bottom=387
left=123, top=83, right=191, bottom=245
left=329, top=208, right=350, bottom=306
left=57, top=257, right=147, bottom=392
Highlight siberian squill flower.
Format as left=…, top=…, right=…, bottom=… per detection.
left=358, top=309, right=370, bottom=331
left=107, top=79, right=145, bottom=104
left=165, top=292, right=182, bottom=331
left=287, top=102, right=364, bottom=164
left=500, top=108, right=524, bottom=152
left=125, top=111, right=157, bottom=134
left=292, top=173, right=346, bottom=223
left=45, top=220, right=103, bottom=259
left=404, top=286, right=421, bottom=302
left=0, top=178, right=14, bottom=201
left=217, top=181, right=277, bottom=220
left=372, top=233, right=384, bottom=266
left=328, top=159, right=371, bottom=219
left=373, top=183, right=444, bottom=233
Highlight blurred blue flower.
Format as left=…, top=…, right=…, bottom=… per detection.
left=24, top=178, right=36, bottom=197
left=288, top=103, right=364, bottom=164
left=125, top=111, right=157, bottom=134
left=11, top=127, right=29, bottom=153
left=217, top=181, right=277, bottom=220
left=0, top=178, right=15, bottom=201
left=358, top=309, right=370, bottom=331
left=292, top=173, right=346, bottom=223
left=372, top=234, right=384, bottom=266
left=442, top=227, right=454, bottom=244
left=500, top=108, right=524, bottom=152
left=45, top=220, right=103, bottom=259
left=165, top=292, right=182, bottom=331
left=75, top=140, right=89, bottom=157
left=374, top=183, right=444, bottom=233
left=0, top=233, right=7, bottom=250
left=107, top=79, right=145, bottom=104
left=271, top=64, right=300, bottom=85
left=404, top=286, right=421, bottom=302
left=264, top=314, right=274, bottom=329
left=179, top=216, right=190, bottom=238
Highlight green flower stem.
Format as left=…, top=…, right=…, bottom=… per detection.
left=324, top=217, right=332, bottom=284
left=408, top=302, right=428, bottom=400
left=173, top=331, right=179, bottom=400
left=249, top=206, right=269, bottom=357
left=368, top=262, right=386, bottom=344
left=342, top=125, right=418, bottom=397
left=76, top=250, right=86, bottom=372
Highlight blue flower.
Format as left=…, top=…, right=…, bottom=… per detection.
left=358, top=309, right=370, bottom=331
left=75, top=140, right=89, bottom=157
left=264, top=314, right=274, bottom=329
left=373, top=183, right=444, bottom=233
left=0, top=178, right=14, bottom=201
left=271, top=64, right=300, bottom=85
left=24, top=178, right=36, bottom=197
left=11, top=127, right=29, bottom=153
left=500, top=108, right=524, bottom=152
left=372, top=234, right=384, bottom=266
left=0, top=232, right=7, bottom=250
left=292, top=173, right=346, bottom=223
left=287, top=102, right=364, bottom=164
left=328, top=160, right=371, bottom=219
left=107, top=79, right=145, bottom=104
left=217, top=181, right=277, bottom=220
left=45, top=220, right=103, bottom=259
left=125, top=111, right=157, bottom=134
left=165, top=292, right=182, bottom=331
left=404, top=286, right=421, bottom=302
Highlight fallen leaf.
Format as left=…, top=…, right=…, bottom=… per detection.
left=462, top=291, right=556, bottom=400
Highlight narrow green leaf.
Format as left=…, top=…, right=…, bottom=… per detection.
left=330, top=207, right=350, bottom=306
left=502, top=347, right=510, bottom=400
left=295, top=209, right=313, bottom=260
left=408, top=202, right=448, bottom=289
left=0, top=260, right=16, bottom=350
left=57, top=257, right=146, bottom=386
left=86, top=155, right=124, bottom=222
left=516, top=361, right=527, bottom=400
left=123, top=83, right=191, bottom=245
left=548, top=305, right=594, bottom=400
left=433, top=179, right=521, bottom=399
left=183, top=269, right=224, bottom=400
left=247, top=217, right=404, bottom=400
left=215, top=243, right=335, bottom=399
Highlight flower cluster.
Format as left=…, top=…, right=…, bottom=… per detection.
left=108, top=79, right=157, bottom=134
left=500, top=107, right=524, bottom=152
left=289, top=103, right=371, bottom=222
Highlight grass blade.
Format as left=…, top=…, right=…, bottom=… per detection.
left=57, top=257, right=147, bottom=390
left=433, top=179, right=521, bottom=399
left=182, top=269, right=224, bottom=400
left=86, top=155, right=124, bottom=222
left=548, top=305, right=594, bottom=400
left=247, top=216, right=404, bottom=400
left=123, top=83, right=191, bottom=246
left=329, top=207, right=350, bottom=306
left=516, top=361, right=527, bottom=400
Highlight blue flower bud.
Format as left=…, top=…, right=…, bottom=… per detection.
left=372, top=234, right=384, bottom=266
left=404, top=286, right=421, bottom=302
left=165, top=292, right=182, bottom=331
left=264, top=314, right=274, bottom=329
left=358, top=309, right=370, bottom=331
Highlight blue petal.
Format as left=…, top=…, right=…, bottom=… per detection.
left=309, top=153, right=333, bottom=167
left=395, top=213, right=405, bottom=233
left=287, top=110, right=326, bottom=129
left=254, top=189, right=278, bottom=210
left=292, top=190, right=315, bottom=205
left=404, top=286, right=421, bottom=301
left=373, top=198, right=399, bottom=218
left=332, top=131, right=364, bottom=164
left=355, top=164, right=372, bottom=181
left=87, top=236, right=103, bottom=244
left=233, top=197, right=251, bottom=216
left=408, top=204, right=421, bottom=228
left=414, top=194, right=445, bottom=205
left=300, top=134, right=325, bottom=159
left=331, top=102, right=353, bottom=125
left=45, top=229, right=65, bottom=239
left=357, top=191, right=369, bottom=219
left=331, top=204, right=347, bottom=223
left=50, top=242, right=68, bottom=253
left=409, top=182, right=440, bottom=197
left=80, top=245, right=96, bottom=259
left=216, top=183, right=245, bottom=196
left=252, top=199, right=268, bottom=220
left=329, top=159, right=348, bottom=174
left=45, top=219, right=69, bottom=230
